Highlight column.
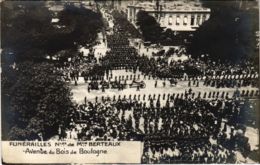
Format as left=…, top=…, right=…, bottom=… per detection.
left=133, top=7, right=136, bottom=23
left=135, top=8, right=140, bottom=23
left=127, top=7, right=130, bottom=20
left=206, top=13, right=210, bottom=21
left=194, top=14, right=197, bottom=26
left=199, top=14, right=203, bottom=25
left=130, top=8, right=134, bottom=23
left=187, top=14, right=191, bottom=26
left=172, top=14, right=176, bottom=27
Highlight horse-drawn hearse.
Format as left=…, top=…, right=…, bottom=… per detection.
left=100, top=80, right=110, bottom=89
left=129, top=80, right=146, bottom=89
left=88, top=81, right=99, bottom=90
left=169, top=78, right=178, bottom=86
left=110, top=81, right=126, bottom=89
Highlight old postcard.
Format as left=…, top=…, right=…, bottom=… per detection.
left=1, top=0, right=259, bottom=164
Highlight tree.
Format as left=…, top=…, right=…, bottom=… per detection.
left=136, top=10, right=163, bottom=43
left=3, top=62, right=75, bottom=140
left=1, top=2, right=104, bottom=64
left=58, top=4, right=103, bottom=46
left=186, top=0, right=259, bottom=64
left=1, top=1, right=53, bottom=63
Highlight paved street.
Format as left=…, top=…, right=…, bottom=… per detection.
left=70, top=69, right=258, bottom=103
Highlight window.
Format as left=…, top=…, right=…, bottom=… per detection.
left=183, top=15, right=188, bottom=25
left=191, top=15, right=195, bottom=25
left=176, top=15, right=180, bottom=25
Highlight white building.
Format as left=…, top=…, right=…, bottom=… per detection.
left=126, top=0, right=211, bottom=31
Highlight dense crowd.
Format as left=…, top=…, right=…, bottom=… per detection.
left=203, top=76, right=258, bottom=88
left=111, top=10, right=141, bottom=38
left=99, top=18, right=140, bottom=69
left=138, top=54, right=259, bottom=81
left=65, top=93, right=255, bottom=163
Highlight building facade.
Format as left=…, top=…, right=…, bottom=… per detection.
left=126, top=0, right=211, bottom=31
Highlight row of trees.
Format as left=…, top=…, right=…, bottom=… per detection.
left=1, top=1, right=103, bottom=140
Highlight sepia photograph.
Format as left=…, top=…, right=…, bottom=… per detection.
left=1, top=0, right=259, bottom=164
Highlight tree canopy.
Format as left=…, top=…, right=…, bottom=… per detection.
left=57, top=4, right=103, bottom=48
left=1, top=1, right=103, bottom=64
left=3, top=62, right=75, bottom=140
left=1, top=1, right=105, bottom=140
left=136, top=10, right=163, bottom=43
left=1, top=1, right=53, bottom=63
left=186, top=0, right=259, bottom=63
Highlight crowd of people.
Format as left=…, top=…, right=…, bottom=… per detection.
left=203, top=76, right=258, bottom=88
left=111, top=10, right=141, bottom=39
left=65, top=93, right=255, bottom=163
left=101, top=34, right=139, bottom=68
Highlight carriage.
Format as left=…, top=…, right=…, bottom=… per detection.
left=100, top=80, right=110, bottom=89
left=110, top=81, right=126, bottom=89
left=88, top=81, right=99, bottom=90
left=169, top=78, right=178, bottom=86
left=129, top=80, right=146, bottom=89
